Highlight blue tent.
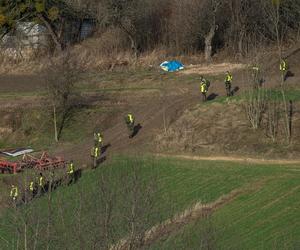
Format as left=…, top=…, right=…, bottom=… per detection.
left=160, top=60, right=184, bottom=72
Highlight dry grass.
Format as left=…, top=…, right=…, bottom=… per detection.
left=156, top=101, right=300, bottom=159
left=181, top=62, right=247, bottom=75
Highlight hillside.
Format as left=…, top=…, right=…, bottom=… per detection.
left=0, top=43, right=299, bottom=249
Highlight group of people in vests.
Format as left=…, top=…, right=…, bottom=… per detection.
left=200, top=58, right=288, bottom=101
left=10, top=161, right=76, bottom=203
left=10, top=173, right=45, bottom=203
left=199, top=71, right=232, bottom=102
left=90, top=113, right=136, bottom=168
left=10, top=59, right=288, bottom=203
left=91, top=131, right=103, bottom=168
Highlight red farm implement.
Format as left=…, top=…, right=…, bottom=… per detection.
left=0, top=161, right=19, bottom=174
left=0, top=152, right=66, bottom=174
left=22, top=152, right=66, bottom=171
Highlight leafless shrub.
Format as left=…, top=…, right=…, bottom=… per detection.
left=281, top=91, right=293, bottom=144
left=244, top=88, right=268, bottom=130
left=43, top=50, right=80, bottom=142
left=266, top=98, right=280, bottom=142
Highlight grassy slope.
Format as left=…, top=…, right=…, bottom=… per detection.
left=1, top=156, right=297, bottom=249
left=149, top=166, right=300, bottom=250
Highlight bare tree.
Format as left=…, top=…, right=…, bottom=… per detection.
left=266, top=98, right=280, bottom=142
left=44, top=51, right=79, bottom=142
left=202, top=0, right=222, bottom=61
left=244, top=87, right=268, bottom=130
left=96, top=0, right=145, bottom=58
left=262, top=0, right=295, bottom=143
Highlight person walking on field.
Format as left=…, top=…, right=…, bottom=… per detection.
left=10, top=185, right=18, bottom=202
left=252, top=64, right=260, bottom=89
left=91, top=146, right=100, bottom=168
left=37, top=173, right=44, bottom=196
left=94, top=131, right=103, bottom=148
left=280, top=59, right=288, bottom=82
left=67, top=160, right=75, bottom=185
left=125, top=113, right=135, bottom=138
left=225, top=71, right=233, bottom=97
left=200, top=76, right=209, bottom=102
left=28, top=180, right=35, bottom=200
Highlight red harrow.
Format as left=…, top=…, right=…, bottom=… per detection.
left=0, top=160, right=19, bottom=174
left=0, top=152, right=66, bottom=174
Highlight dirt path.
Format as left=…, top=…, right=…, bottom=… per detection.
left=54, top=87, right=201, bottom=165
left=156, top=154, right=300, bottom=165
left=181, top=62, right=246, bottom=75
left=55, top=77, right=300, bottom=166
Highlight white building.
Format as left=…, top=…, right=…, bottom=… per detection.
left=1, top=22, right=49, bottom=59
left=3, top=22, right=49, bottom=48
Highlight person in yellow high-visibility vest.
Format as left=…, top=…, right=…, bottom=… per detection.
left=28, top=180, right=35, bottom=200
left=91, top=146, right=100, bottom=168
left=10, top=185, right=18, bottom=202
left=280, top=59, right=288, bottom=82
left=200, top=76, right=209, bottom=102
left=29, top=181, right=34, bottom=192
left=125, top=113, right=135, bottom=138
left=67, top=160, right=75, bottom=185
left=225, top=71, right=233, bottom=97
left=94, top=131, right=103, bottom=148
left=37, top=173, right=45, bottom=196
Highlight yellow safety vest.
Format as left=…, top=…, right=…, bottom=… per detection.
left=10, top=186, right=18, bottom=198
left=200, top=83, right=207, bottom=93
left=39, top=177, right=44, bottom=187
left=128, top=114, right=134, bottom=123
left=67, top=163, right=74, bottom=174
left=280, top=60, right=287, bottom=71
left=97, top=133, right=102, bottom=143
left=91, top=147, right=99, bottom=157
left=225, top=73, right=233, bottom=82
left=29, top=182, right=34, bottom=192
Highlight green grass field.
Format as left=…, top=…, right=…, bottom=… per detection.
left=0, top=156, right=298, bottom=249
left=148, top=162, right=300, bottom=250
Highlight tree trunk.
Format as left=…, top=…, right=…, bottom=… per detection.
left=53, top=105, right=58, bottom=142
left=119, top=23, right=138, bottom=59
left=204, top=24, right=216, bottom=61
left=37, top=13, right=62, bottom=51
left=237, top=30, right=245, bottom=60
left=129, top=35, right=138, bottom=60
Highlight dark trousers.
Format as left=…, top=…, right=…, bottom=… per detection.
left=91, top=156, right=98, bottom=168
left=281, top=71, right=287, bottom=82
left=67, top=173, right=74, bottom=185
left=127, top=122, right=134, bottom=137
left=225, top=82, right=231, bottom=96
left=201, top=92, right=207, bottom=102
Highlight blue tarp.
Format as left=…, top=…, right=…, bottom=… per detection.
left=160, top=61, right=184, bottom=72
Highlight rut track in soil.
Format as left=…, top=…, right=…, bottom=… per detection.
left=156, top=154, right=300, bottom=165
